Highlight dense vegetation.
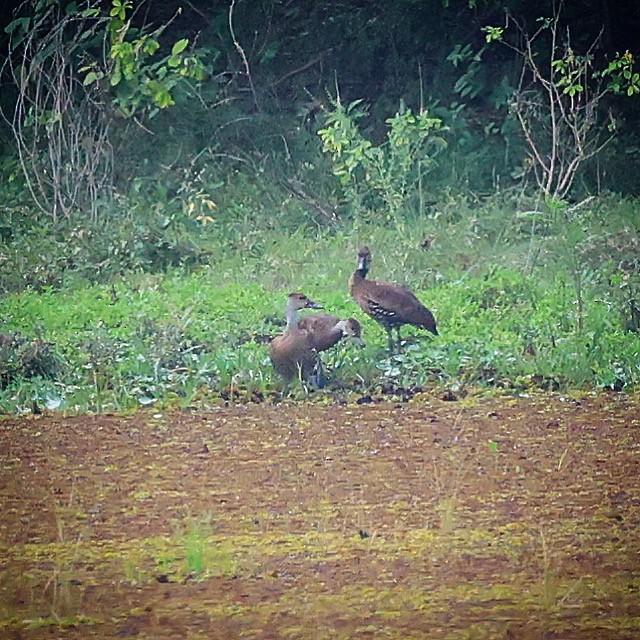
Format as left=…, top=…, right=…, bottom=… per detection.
left=1, top=0, right=639, bottom=413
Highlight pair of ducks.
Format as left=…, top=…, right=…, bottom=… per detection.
left=269, top=292, right=364, bottom=386
left=269, top=246, right=438, bottom=386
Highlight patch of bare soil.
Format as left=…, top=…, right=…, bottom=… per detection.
left=1, top=392, right=639, bottom=639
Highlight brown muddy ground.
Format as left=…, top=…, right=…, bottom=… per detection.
left=0, top=392, right=639, bottom=639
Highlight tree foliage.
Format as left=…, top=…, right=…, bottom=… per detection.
left=484, top=1, right=639, bottom=201
left=1, top=0, right=206, bottom=220
left=0, top=0, right=638, bottom=225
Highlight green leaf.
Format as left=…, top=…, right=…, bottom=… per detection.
left=83, top=71, right=99, bottom=86
left=171, top=39, right=189, bottom=55
left=143, top=40, right=160, bottom=55
left=155, top=92, right=174, bottom=108
left=5, top=17, right=30, bottom=35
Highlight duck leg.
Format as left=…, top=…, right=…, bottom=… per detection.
left=395, top=326, right=403, bottom=349
left=385, top=327, right=396, bottom=353
left=310, top=356, right=325, bottom=389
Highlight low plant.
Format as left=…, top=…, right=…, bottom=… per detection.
left=318, top=99, right=447, bottom=222
left=2, top=0, right=207, bottom=221
left=122, top=518, right=237, bottom=584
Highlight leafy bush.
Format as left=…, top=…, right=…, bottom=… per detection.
left=0, top=191, right=212, bottom=292
left=318, top=100, right=447, bottom=222
left=0, top=335, right=63, bottom=389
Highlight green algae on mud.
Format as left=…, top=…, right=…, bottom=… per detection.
left=0, top=392, right=639, bottom=639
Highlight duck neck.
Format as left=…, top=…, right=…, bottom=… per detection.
left=332, top=320, right=348, bottom=337
left=350, top=267, right=367, bottom=293
left=284, top=303, right=301, bottom=331
left=355, top=255, right=369, bottom=281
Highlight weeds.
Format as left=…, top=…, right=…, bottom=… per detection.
left=121, top=517, right=237, bottom=584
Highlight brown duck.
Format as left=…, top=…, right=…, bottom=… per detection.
left=269, top=292, right=323, bottom=383
left=349, top=246, right=438, bottom=350
left=298, top=314, right=365, bottom=352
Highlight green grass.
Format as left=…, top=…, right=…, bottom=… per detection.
left=1, top=194, right=640, bottom=413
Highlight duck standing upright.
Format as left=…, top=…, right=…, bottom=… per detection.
left=269, top=292, right=323, bottom=384
left=349, top=246, right=437, bottom=350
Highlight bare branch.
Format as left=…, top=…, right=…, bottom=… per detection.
left=1, top=1, right=114, bottom=221
left=228, top=0, right=260, bottom=112
left=502, top=1, right=619, bottom=201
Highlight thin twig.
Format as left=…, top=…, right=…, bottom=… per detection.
left=228, top=0, right=260, bottom=112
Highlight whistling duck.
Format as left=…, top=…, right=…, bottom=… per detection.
left=269, top=292, right=323, bottom=383
left=297, top=314, right=365, bottom=387
left=298, top=314, right=365, bottom=352
left=349, top=246, right=438, bottom=350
